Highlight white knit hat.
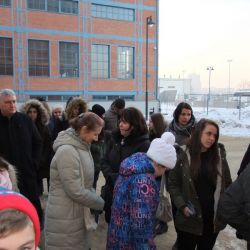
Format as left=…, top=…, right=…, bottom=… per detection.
left=147, top=132, right=177, bottom=169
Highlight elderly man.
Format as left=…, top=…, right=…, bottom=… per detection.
left=0, top=89, right=43, bottom=227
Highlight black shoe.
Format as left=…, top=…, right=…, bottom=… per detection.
left=155, top=221, right=168, bottom=235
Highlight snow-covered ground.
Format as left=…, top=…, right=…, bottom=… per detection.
left=161, top=104, right=250, bottom=137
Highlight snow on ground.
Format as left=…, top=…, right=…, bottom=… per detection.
left=161, top=103, right=250, bottom=137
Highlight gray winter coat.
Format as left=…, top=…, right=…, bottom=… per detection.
left=45, top=128, right=104, bottom=250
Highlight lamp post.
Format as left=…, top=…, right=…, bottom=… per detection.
left=206, top=66, right=214, bottom=115
left=227, top=59, right=232, bottom=108
left=145, top=16, right=155, bottom=120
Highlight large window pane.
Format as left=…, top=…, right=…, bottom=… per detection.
left=91, top=44, right=110, bottom=79
left=118, top=46, right=134, bottom=79
left=48, top=0, right=59, bottom=12
left=0, top=0, right=11, bottom=6
left=60, top=42, right=79, bottom=77
left=28, top=40, right=49, bottom=76
left=61, top=0, right=78, bottom=14
left=0, top=37, right=13, bottom=75
left=27, top=0, right=45, bottom=10
left=91, top=4, right=135, bottom=22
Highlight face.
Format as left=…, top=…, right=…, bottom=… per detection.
left=148, top=119, right=154, bottom=130
left=53, top=108, right=62, bottom=119
left=0, top=224, right=35, bottom=250
left=72, top=106, right=80, bottom=118
left=114, top=107, right=124, bottom=116
left=0, top=95, right=17, bottom=118
left=200, top=124, right=218, bottom=152
left=178, top=108, right=192, bottom=126
left=27, top=108, right=38, bottom=122
left=79, top=126, right=102, bottom=144
left=153, top=162, right=167, bottom=177
left=119, top=119, right=133, bottom=137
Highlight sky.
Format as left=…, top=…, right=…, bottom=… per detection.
left=159, top=0, right=250, bottom=90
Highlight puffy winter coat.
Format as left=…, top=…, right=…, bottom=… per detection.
left=168, top=144, right=232, bottom=235
left=101, top=129, right=150, bottom=222
left=45, top=128, right=104, bottom=250
left=107, top=152, right=160, bottom=250
left=218, top=163, right=250, bottom=241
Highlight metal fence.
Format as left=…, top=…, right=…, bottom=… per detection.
left=159, top=93, right=250, bottom=110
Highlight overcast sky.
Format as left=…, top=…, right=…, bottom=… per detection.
left=159, top=0, right=250, bottom=90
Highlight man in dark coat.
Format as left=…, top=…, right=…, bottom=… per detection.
left=104, top=98, right=125, bottom=132
left=218, top=163, right=250, bottom=249
left=0, top=89, right=43, bottom=226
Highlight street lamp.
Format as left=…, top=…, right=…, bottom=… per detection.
left=206, top=66, right=214, bottom=115
left=145, top=16, right=155, bottom=120
left=227, top=59, right=232, bottom=108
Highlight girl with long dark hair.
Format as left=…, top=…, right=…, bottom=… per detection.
left=168, top=119, right=232, bottom=250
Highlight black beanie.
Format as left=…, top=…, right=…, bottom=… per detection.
left=92, top=104, right=105, bottom=117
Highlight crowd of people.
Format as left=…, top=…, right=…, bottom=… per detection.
left=0, top=88, right=249, bottom=250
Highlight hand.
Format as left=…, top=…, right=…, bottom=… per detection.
left=182, top=206, right=193, bottom=217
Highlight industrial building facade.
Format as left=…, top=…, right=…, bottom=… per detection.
left=0, top=0, right=158, bottom=103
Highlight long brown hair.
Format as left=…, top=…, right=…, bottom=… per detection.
left=187, top=119, right=220, bottom=184
left=150, top=113, right=167, bottom=138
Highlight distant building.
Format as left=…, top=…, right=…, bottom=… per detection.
left=0, top=0, right=158, bottom=105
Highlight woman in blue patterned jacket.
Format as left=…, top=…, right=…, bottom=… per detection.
left=107, top=132, right=177, bottom=250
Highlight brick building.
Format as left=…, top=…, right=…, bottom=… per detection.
left=0, top=0, right=158, bottom=111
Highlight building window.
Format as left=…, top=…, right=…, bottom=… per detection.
left=27, top=0, right=45, bottom=10
left=123, top=95, right=135, bottom=101
left=91, top=4, right=134, bottom=22
left=0, top=38, right=13, bottom=75
left=28, top=0, right=78, bottom=14
left=0, top=0, right=11, bottom=6
left=59, top=42, right=79, bottom=78
left=91, top=44, right=110, bottom=79
left=118, top=46, right=134, bottom=79
left=47, top=0, right=59, bottom=12
left=60, top=0, right=78, bottom=14
left=92, top=95, right=107, bottom=101
left=28, top=39, right=49, bottom=76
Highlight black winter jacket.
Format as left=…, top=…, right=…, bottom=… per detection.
left=101, top=129, right=150, bottom=184
left=218, top=163, right=250, bottom=241
left=0, top=111, right=42, bottom=199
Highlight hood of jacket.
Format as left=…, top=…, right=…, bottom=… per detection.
left=65, top=97, right=87, bottom=120
left=53, top=128, right=90, bottom=152
left=119, top=152, right=154, bottom=177
left=19, top=99, right=49, bottom=125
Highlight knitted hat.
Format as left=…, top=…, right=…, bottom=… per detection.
left=0, top=187, right=40, bottom=246
left=147, top=132, right=177, bottom=169
left=92, top=104, right=105, bottom=118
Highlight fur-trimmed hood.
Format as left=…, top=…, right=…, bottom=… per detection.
left=19, top=99, right=50, bottom=125
left=65, top=97, right=88, bottom=120
left=8, top=164, right=19, bottom=192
